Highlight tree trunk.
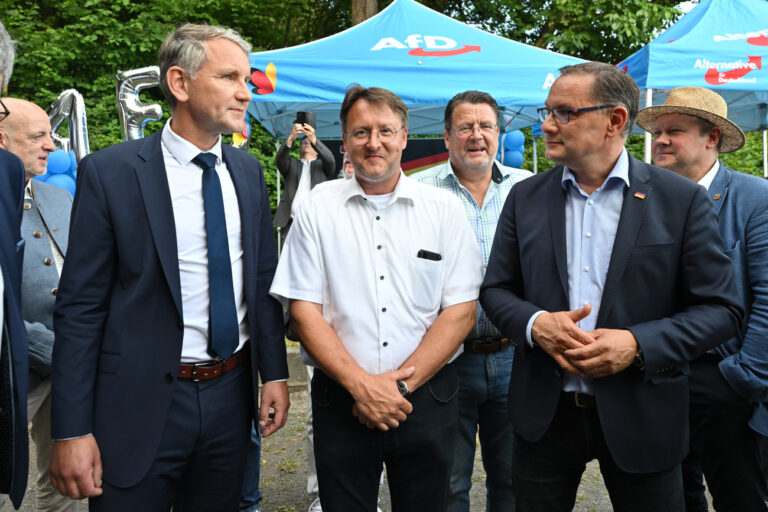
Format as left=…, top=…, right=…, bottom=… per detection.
left=351, top=0, right=378, bottom=25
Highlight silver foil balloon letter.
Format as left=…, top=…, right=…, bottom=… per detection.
left=116, top=66, right=163, bottom=141
left=47, top=89, right=90, bottom=162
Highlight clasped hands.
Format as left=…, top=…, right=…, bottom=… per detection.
left=350, top=366, right=415, bottom=431
left=531, top=304, right=639, bottom=378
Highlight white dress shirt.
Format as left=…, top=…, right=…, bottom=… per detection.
left=290, top=158, right=315, bottom=219
left=270, top=173, right=483, bottom=376
left=697, top=160, right=720, bottom=191
left=161, top=121, right=249, bottom=362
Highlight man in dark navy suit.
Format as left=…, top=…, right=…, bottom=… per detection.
left=481, top=62, right=743, bottom=511
left=0, top=18, right=31, bottom=511
left=49, top=23, right=289, bottom=511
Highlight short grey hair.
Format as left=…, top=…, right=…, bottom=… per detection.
left=558, top=62, right=639, bottom=137
left=0, top=20, right=16, bottom=89
left=158, top=23, right=251, bottom=110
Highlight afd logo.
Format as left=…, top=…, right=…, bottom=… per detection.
left=371, top=35, right=480, bottom=57
left=713, top=28, right=768, bottom=46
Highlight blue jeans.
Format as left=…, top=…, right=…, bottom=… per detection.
left=239, top=422, right=262, bottom=511
left=448, top=346, right=516, bottom=512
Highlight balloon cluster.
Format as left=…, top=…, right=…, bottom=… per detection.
left=34, top=149, right=77, bottom=196
left=497, top=130, right=525, bottom=168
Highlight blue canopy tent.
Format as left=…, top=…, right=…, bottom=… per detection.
left=246, top=0, right=585, bottom=140
left=617, top=0, right=768, bottom=174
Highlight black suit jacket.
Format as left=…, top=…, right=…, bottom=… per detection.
left=0, top=148, right=28, bottom=508
left=273, top=139, right=336, bottom=229
left=480, top=155, right=742, bottom=473
left=52, top=131, right=287, bottom=487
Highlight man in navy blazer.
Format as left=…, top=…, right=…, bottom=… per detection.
left=638, top=86, right=768, bottom=511
left=481, top=63, right=742, bottom=511
left=49, top=24, right=289, bottom=511
left=0, top=19, right=31, bottom=510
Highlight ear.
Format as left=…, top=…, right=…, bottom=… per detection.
left=0, top=129, right=9, bottom=150
left=606, top=106, right=629, bottom=137
left=401, top=127, right=408, bottom=150
left=443, top=129, right=450, bottom=150
left=166, top=66, right=190, bottom=105
left=706, top=127, right=721, bottom=150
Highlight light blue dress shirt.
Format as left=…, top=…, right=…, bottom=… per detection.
left=526, top=149, right=629, bottom=394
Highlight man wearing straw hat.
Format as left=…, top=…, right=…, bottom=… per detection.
left=638, top=86, right=768, bottom=511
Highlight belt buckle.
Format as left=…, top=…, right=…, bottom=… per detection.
left=573, top=392, right=592, bottom=408
left=190, top=360, right=221, bottom=382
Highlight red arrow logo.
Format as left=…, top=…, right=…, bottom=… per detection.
left=747, top=34, right=768, bottom=46
left=408, top=45, right=481, bottom=57
left=705, top=55, right=762, bottom=85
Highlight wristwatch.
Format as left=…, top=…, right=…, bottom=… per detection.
left=396, top=380, right=411, bottom=397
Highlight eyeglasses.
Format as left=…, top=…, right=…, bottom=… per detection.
left=0, top=98, right=9, bottom=123
left=537, top=104, right=616, bottom=125
left=452, top=123, right=498, bottom=137
left=347, top=127, right=403, bottom=144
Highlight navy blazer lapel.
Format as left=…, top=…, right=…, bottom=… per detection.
left=31, top=182, right=71, bottom=255
left=597, top=156, right=652, bottom=326
left=546, top=168, right=569, bottom=302
left=708, top=162, right=730, bottom=216
left=134, top=132, right=183, bottom=319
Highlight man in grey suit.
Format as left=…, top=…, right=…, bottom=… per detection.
left=0, top=98, right=78, bottom=512
left=273, top=122, right=335, bottom=238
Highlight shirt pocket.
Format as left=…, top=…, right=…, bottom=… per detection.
left=410, top=256, right=443, bottom=313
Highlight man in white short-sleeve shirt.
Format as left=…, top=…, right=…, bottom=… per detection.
left=270, top=86, right=482, bottom=511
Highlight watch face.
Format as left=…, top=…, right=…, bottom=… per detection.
left=397, top=380, right=409, bottom=396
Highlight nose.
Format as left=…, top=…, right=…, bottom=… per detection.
left=541, top=113, right=558, bottom=134
left=43, top=135, right=56, bottom=152
left=365, top=131, right=383, bottom=150
left=236, top=78, right=251, bottom=102
left=653, top=131, right=669, bottom=146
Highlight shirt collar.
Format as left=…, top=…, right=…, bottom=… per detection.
left=561, top=148, right=630, bottom=191
left=696, top=160, right=720, bottom=191
left=439, top=159, right=508, bottom=186
left=341, top=170, right=417, bottom=206
left=161, top=119, right=223, bottom=167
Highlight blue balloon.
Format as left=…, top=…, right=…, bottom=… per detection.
left=47, top=149, right=70, bottom=175
left=503, top=150, right=524, bottom=168
left=45, top=174, right=76, bottom=196
left=504, top=130, right=525, bottom=150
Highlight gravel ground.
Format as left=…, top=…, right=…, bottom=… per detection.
left=7, top=386, right=711, bottom=512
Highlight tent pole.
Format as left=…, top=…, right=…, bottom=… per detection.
left=532, top=136, right=538, bottom=174
left=763, top=130, right=767, bottom=179
left=644, top=89, right=653, bottom=163
left=275, top=140, right=282, bottom=256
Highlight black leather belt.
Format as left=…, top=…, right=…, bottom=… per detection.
left=463, top=337, right=511, bottom=354
left=563, top=391, right=596, bottom=409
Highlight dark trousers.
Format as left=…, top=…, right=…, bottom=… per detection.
left=513, top=392, right=684, bottom=512
left=90, top=363, right=252, bottom=512
left=682, top=358, right=768, bottom=512
left=312, top=364, right=459, bottom=512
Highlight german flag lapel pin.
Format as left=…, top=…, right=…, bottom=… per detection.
left=634, top=192, right=646, bottom=200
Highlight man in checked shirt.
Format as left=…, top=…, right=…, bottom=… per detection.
left=412, top=90, right=531, bottom=512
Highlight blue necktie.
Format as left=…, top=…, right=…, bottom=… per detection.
left=192, top=152, right=239, bottom=360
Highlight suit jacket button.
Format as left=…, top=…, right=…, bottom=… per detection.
left=51, top=288, right=58, bottom=296
left=33, top=230, right=42, bottom=238
left=165, top=373, right=174, bottom=383
left=43, top=257, right=53, bottom=266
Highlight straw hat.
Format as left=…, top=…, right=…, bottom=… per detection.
left=636, top=87, right=745, bottom=153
